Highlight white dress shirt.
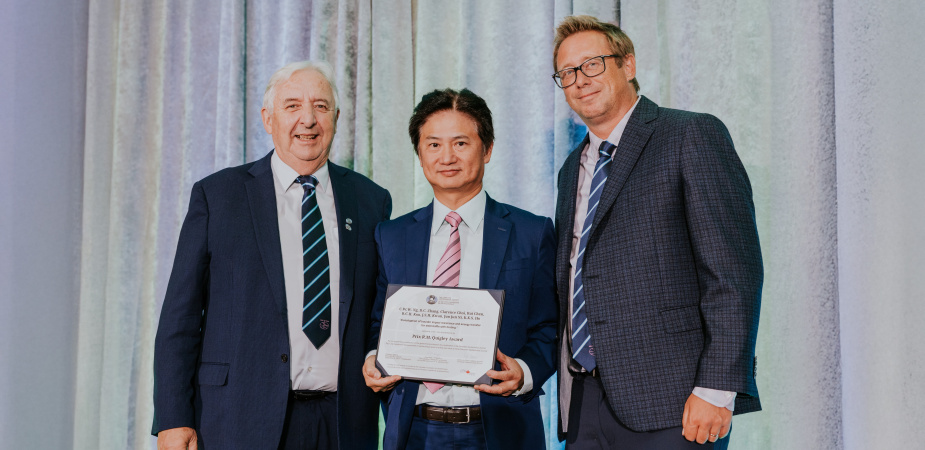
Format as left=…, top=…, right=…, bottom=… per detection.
left=566, top=97, right=735, bottom=411
left=271, top=153, right=341, bottom=391
left=415, top=190, right=534, bottom=406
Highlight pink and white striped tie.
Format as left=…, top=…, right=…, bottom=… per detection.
left=423, top=211, right=462, bottom=393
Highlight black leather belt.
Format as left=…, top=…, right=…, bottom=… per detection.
left=290, top=390, right=334, bottom=401
left=414, top=405, right=481, bottom=424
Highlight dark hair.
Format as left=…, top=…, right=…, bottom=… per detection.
left=408, top=88, right=494, bottom=155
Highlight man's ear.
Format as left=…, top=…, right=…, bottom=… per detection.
left=623, top=54, right=637, bottom=81
left=483, top=143, right=493, bottom=164
left=261, top=107, right=273, bottom=134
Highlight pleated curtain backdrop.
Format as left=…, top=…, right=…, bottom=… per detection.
left=71, top=0, right=925, bottom=449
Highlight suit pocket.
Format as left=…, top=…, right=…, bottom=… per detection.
left=198, top=362, right=230, bottom=386
left=659, top=305, right=702, bottom=334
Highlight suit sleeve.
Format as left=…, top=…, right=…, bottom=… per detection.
left=680, top=115, right=763, bottom=398
left=513, top=217, right=559, bottom=399
left=367, top=222, right=389, bottom=354
left=152, top=181, right=210, bottom=434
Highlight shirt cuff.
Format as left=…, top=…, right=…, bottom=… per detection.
left=511, top=358, right=533, bottom=396
left=365, top=350, right=377, bottom=360
left=692, top=387, right=736, bottom=411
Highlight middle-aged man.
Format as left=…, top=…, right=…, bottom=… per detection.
left=153, top=61, right=392, bottom=450
left=551, top=15, right=763, bottom=449
left=362, top=88, right=558, bottom=449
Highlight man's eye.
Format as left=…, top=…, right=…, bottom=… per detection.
left=561, top=69, right=576, bottom=78
left=584, top=61, right=601, bottom=70
left=315, top=104, right=329, bottom=112
left=285, top=104, right=298, bottom=109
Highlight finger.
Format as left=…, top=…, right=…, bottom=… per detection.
left=681, top=399, right=693, bottom=440
left=190, top=439, right=198, bottom=450
left=696, top=425, right=710, bottom=445
left=719, top=422, right=732, bottom=439
left=484, top=369, right=514, bottom=381
left=707, top=426, right=721, bottom=443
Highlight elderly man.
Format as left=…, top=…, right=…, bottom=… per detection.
left=363, top=88, right=558, bottom=449
left=551, top=16, right=763, bottom=449
left=153, top=61, right=391, bottom=449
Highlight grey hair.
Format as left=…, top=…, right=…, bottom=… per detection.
left=262, top=60, right=341, bottom=113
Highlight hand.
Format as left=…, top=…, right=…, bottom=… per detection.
left=363, top=354, right=401, bottom=392
left=474, top=350, right=524, bottom=396
left=681, top=394, right=732, bottom=444
left=157, top=427, right=197, bottom=450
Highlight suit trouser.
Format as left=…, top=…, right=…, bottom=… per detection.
left=278, top=392, right=338, bottom=450
left=406, top=411, right=487, bottom=450
left=566, top=374, right=730, bottom=450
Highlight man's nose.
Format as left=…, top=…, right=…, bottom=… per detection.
left=438, top=146, right=456, bottom=164
left=574, top=69, right=592, bottom=87
left=299, top=107, right=318, bottom=127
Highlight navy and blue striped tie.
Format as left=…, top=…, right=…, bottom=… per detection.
left=296, top=175, right=331, bottom=349
left=571, top=140, right=617, bottom=372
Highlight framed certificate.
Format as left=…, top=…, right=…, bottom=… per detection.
left=375, top=284, right=504, bottom=385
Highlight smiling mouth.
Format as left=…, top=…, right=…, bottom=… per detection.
left=294, top=134, right=319, bottom=141
left=577, top=91, right=600, bottom=100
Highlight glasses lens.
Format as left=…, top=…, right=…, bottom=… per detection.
left=582, top=57, right=606, bottom=77
left=557, top=69, right=576, bottom=88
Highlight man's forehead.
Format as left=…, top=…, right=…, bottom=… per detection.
left=275, top=70, right=334, bottom=100
left=558, top=32, right=610, bottom=65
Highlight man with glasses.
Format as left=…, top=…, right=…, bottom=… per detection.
left=551, top=16, right=763, bottom=449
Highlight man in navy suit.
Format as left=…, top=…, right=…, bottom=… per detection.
left=362, top=88, right=558, bottom=449
left=153, top=61, right=391, bottom=449
left=551, top=16, right=763, bottom=449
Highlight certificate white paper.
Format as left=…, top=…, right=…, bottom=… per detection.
left=375, top=284, right=504, bottom=385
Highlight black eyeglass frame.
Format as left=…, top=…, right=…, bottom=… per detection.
left=552, top=54, right=622, bottom=89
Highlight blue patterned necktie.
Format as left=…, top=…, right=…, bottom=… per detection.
left=296, top=175, right=332, bottom=348
left=571, top=140, right=617, bottom=372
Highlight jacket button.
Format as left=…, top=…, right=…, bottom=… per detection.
left=281, top=354, right=288, bottom=363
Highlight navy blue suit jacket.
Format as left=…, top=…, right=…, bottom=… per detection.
left=368, top=195, right=558, bottom=450
left=555, top=96, right=763, bottom=434
left=153, top=151, right=392, bottom=449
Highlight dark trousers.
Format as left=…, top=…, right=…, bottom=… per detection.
left=566, top=374, right=730, bottom=450
left=406, top=414, right=487, bottom=450
left=278, top=392, right=338, bottom=450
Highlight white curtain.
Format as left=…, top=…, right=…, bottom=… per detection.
left=59, top=0, right=925, bottom=449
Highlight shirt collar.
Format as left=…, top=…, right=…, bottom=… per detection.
left=271, top=151, right=331, bottom=194
left=431, top=190, right=487, bottom=236
left=586, top=95, right=642, bottom=162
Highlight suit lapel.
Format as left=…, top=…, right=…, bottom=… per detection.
left=590, top=96, right=658, bottom=233
left=480, top=195, right=511, bottom=289
left=555, top=135, right=587, bottom=298
left=245, top=152, right=287, bottom=316
left=327, top=162, right=359, bottom=345
left=407, top=204, right=433, bottom=284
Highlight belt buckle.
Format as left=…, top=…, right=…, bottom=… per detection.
left=461, top=406, right=470, bottom=424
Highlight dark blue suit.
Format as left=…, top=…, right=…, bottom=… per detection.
left=369, top=195, right=558, bottom=450
left=153, top=151, right=392, bottom=449
left=555, top=96, right=763, bottom=435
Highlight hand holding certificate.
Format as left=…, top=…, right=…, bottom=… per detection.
left=374, top=284, right=504, bottom=385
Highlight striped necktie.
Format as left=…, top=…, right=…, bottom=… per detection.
left=571, top=140, right=617, bottom=372
left=423, top=211, right=463, bottom=393
left=296, top=175, right=331, bottom=349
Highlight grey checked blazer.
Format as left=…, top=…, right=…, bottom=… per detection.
left=555, top=96, right=763, bottom=434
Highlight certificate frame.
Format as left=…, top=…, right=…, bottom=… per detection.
left=375, top=284, right=505, bottom=385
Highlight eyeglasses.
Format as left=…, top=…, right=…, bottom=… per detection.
left=552, top=54, right=621, bottom=89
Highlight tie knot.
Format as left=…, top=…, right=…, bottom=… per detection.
left=598, top=141, right=617, bottom=159
left=295, top=175, right=319, bottom=192
left=445, top=211, right=462, bottom=228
